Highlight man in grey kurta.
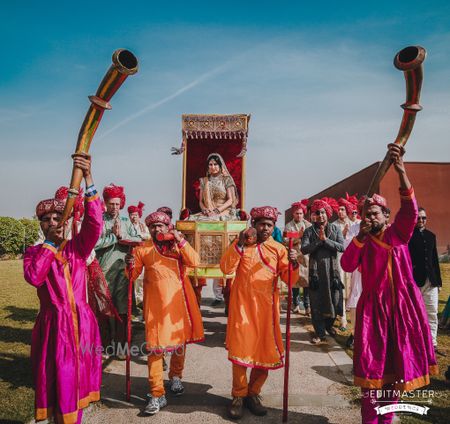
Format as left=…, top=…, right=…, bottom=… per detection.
left=301, top=198, right=344, bottom=344
left=95, top=184, right=142, bottom=352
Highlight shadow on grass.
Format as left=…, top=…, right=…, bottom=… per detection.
left=399, top=403, right=450, bottom=424
left=0, top=353, right=33, bottom=389
left=0, top=325, right=32, bottom=345
left=3, top=306, right=38, bottom=323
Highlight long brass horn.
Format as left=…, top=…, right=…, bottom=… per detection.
left=366, top=46, right=426, bottom=197
left=59, top=49, right=138, bottom=225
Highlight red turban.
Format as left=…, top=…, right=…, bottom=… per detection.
left=145, top=211, right=171, bottom=227
left=128, top=201, right=145, bottom=218
left=291, top=199, right=309, bottom=214
left=54, top=186, right=85, bottom=218
left=36, top=198, right=66, bottom=220
left=358, top=194, right=387, bottom=213
left=337, top=198, right=356, bottom=215
left=250, top=206, right=280, bottom=222
left=345, top=192, right=359, bottom=207
left=103, top=184, right=126, bottom=209
left=311, top=197, right=339, bottom=219
left=156, top=206, right=173, bottom=218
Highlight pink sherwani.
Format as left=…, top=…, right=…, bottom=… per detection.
left=24, top=194, right=103, bottom=424
left=341, top=188, right=437, bottom=391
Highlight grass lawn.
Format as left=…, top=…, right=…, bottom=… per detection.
left=0, top=260, right=39, bottom=423
left=332, top=264, right=450, bottom=423
left=1, top=260, right=449, bottom=423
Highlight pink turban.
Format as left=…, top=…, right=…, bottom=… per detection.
left=145, top=211, right=171, bottom=227
left=156, top=206, right=173, bottom=218
left=358, top=194, right=387, bottom=213
left=250, top=206, right=280, bottom=222
left=36, top=198, right=66, bottom=220
left=54, top=186, right=85, bottom=218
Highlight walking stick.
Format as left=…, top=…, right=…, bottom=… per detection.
left=282, top=231, right=299, bottom=422
left=120, top=240, right=143, bottom=402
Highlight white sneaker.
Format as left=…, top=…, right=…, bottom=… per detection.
left=143, top=395, right=167, bottom=415
left=170, top=376, right=184, bottom=396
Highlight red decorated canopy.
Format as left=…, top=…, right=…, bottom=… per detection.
left=176, top=114, right=251, bottom=214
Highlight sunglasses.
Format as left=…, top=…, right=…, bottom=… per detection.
left=417, top=217, right=427, bottom=221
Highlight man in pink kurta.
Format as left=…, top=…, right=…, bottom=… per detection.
left=23, top=155, right=103, bottom=424
left=341, top=144, right=437, bottom=424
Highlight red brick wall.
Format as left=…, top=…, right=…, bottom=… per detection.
left=287, top=162, right=450, bottom=254
left=380, top=163, right=450, bottom=253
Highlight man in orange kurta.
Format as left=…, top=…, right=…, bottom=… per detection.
left=127, top=211, right=204, bottom=415
left=220, top=206, right=299, bottom=419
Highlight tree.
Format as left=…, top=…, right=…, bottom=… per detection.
left=0, top=217, right=40, bottom=256
left=19, top=218, right=40, bottom=251
left=0, top=217, right=25, bottom=256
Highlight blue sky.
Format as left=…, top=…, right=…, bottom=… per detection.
left=1, top=1, right=450, bottom=220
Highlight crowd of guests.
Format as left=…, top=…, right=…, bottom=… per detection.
left=23, top=144, right=444, bottom=424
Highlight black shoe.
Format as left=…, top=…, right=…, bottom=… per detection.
left=244, top=395, right=267, bottom=416
left=346, top=334, right=354, bottom=349
left=326, top=327, right=337, bottom=337
left=228, top=396, right=244, bottom=419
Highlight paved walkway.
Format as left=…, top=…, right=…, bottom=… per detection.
left=83, top=283, right=360, bottom=424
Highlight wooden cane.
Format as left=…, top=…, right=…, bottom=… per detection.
left=282, top=231, right=299, bottom=422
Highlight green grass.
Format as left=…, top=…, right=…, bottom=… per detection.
left=1, top=260, right=449, bottom=423
left=332, top=264, right=450, bottom=423
left=0, top=260, right=39, bottom=423
left=398, top=264, right=450, bottom=424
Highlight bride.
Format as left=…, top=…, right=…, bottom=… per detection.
left=192, top=153, right=239, bottom=221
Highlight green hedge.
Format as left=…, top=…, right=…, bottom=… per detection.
left=0, top=217, right=40, bottom=256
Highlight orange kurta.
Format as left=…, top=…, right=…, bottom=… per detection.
left=220, top=237, right=299, bottom=369
left=130, top=239, right=204, bottom=352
